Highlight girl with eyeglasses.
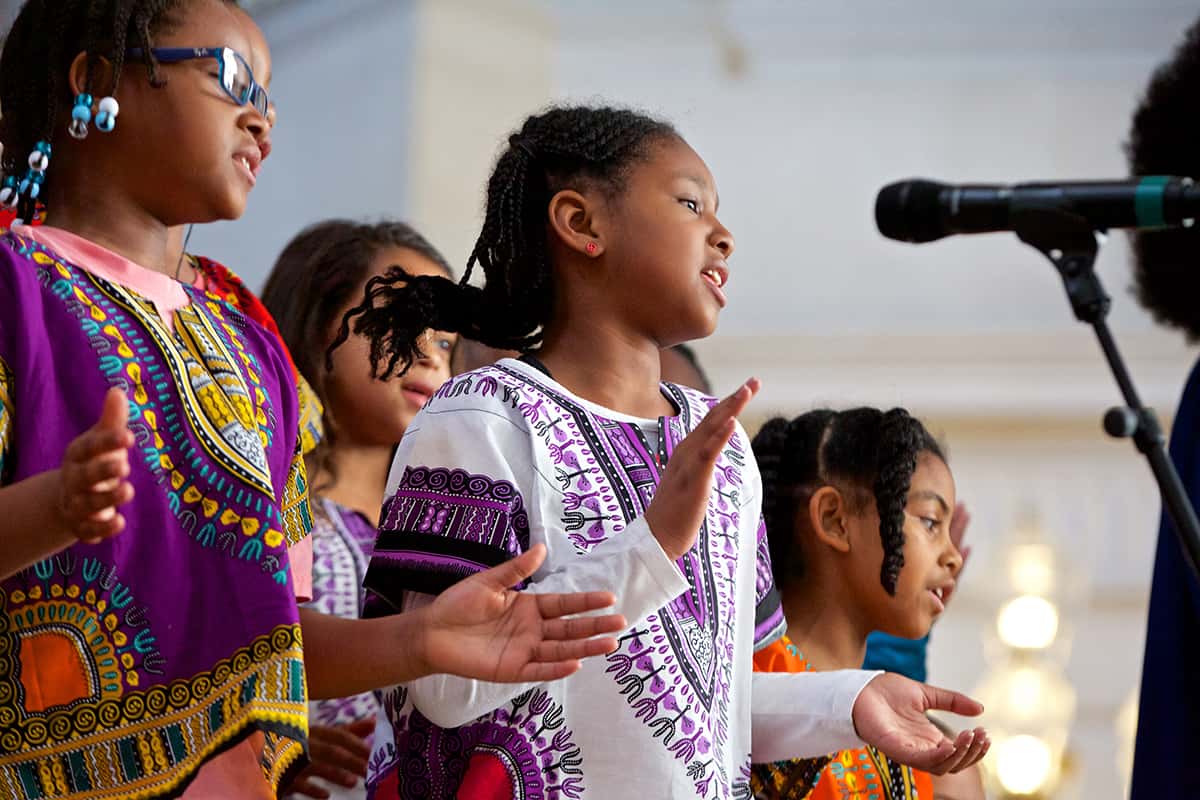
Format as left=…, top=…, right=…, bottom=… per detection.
left=0, top=3, right=627, bottom=798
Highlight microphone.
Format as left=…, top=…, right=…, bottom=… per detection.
left=875, top=177, right=1200, bottom=243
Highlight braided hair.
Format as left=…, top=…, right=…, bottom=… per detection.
left=336, top=105, right=679, bottom=379
left=0, top=0, right=234, bottom=216
left=753, top=407, right=944, bottom=596
left=1126, top=14, right=1200, bottom=340
left=260, top=218, right=452, bottom=489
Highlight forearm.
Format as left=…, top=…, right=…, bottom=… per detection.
left=0, top=470, right=75, bottom=580
left=299, top=606, right=433, bottom=700
left=750, top=670, right=880, bottom=762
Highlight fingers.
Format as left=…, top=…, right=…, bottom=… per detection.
left=949, top=502, right=971, bottom=547
left=922, top=684, right=984, bottom=717
left=97, top=387, right=130, bottom=433
left=955, top=727, right=990, bottom=771
left=306, top=724, right=370, bottom=787
left=707, top=378, right=759, bottom=426
left=532, top=634, right=621, bottom=664
left=481, top=544, right=548, bottom=590
left=76, top=512, right=126, bottom=544
left=286, top=776, right=332, bottom=800
left=517, top=659, right=583, bottom=683
left=539, top=613, right=626, bottom=643
left=62, top=425, right=134, bottom=465
left=535, top=589, right=619, bottom=620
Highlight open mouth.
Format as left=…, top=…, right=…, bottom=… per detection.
left=701, top=262, right=729, bottom=307
left=233, top=149, right=262, bottom=184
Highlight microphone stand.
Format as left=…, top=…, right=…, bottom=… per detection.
left=1011, top=206, right=1200, bottom=582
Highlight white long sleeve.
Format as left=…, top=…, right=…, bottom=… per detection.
left=404, top=516, right=689, bottom=728
left=749, top=669, right=881, bottom=762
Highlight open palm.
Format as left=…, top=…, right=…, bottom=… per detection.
left=853, top=673, right=990, bottom=774
left=423, top=544, right=626, bottom=683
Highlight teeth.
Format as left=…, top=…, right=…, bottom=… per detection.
left=703, top=268, right=724, bottom=288
left=240, top=157, right=250, bottom=170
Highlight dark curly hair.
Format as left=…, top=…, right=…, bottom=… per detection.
left=1126, top=15, right=1200, bottom=339
left=753, top=407, right=944, bottom=596
left=260, top=219, right=451, bottom=488
left=335, top=104, right=679, bottom=378
left=0, top=0, right=236, bottom=220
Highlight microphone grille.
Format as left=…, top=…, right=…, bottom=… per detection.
left=875, top=179, right=949, bottom=243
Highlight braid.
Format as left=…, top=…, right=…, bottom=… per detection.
left=345, top=105, right=678, bottom=380
left=752, top=410, right=837, bottom=590
left=871, top=410, right=926, bottom=595
left=0, top=0, right=235, bottom=206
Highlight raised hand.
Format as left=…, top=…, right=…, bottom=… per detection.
left=420, top=543, right=627, bottom=683
left=57, top=387, right=134, bottom=544
left=286, top=719, right=375, bottom=799
left=853, top=673, right=990, bottom=774
left=645, top=377, right=760, bottom=560
left=941, top=502, right=971, bottom=609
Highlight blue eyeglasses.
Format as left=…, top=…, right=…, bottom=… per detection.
left=126, top=47, right=272, bottom=119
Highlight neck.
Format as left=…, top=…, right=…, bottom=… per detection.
left=43, top=156, right=177, bottom=276
left=536, top=294, right=673, bottom=419
left=314, top=442, right=394, bottom=526
left=780, top=573, right=872, bottom=671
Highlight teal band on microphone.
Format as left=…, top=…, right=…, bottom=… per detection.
left=1136, top=175, right=1171, bottom=228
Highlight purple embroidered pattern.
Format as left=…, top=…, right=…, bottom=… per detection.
left=482, top=365, right=752, bottom=796
left=364, top=467, right=531, bottom=609
left=369, top=686, right=584, bottom=799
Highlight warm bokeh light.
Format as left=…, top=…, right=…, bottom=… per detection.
left=997, top=595, right=1060, bottom=650
left=1008, top=542, right=1056, bottom=596
left=995, top=734, right=1054, bottom=795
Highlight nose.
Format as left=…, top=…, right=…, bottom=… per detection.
left=944, top=538, right=964, bottom=576
left=711, top=218, right=735, bottom=259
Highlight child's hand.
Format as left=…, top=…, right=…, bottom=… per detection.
left=852, top=672, right=989, bottom=774
left=286, top=719, right=374, bottom=798
left=420, top=544, right=627, bottom=683
left=57, top=387, right=134, bottom=544
left=645, top=378, right=760, bottom=561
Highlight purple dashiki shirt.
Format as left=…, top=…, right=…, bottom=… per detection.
left=0, top=228, right=313, bottom=799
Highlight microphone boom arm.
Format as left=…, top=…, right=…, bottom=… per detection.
left=1014, top=206, right=1200, bottom=582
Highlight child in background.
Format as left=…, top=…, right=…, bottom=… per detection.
left=261, top=219, right=459, bottom=799
left=342, top=104, right=988, bottom=798
left=749, top=408, right=976, bottom=799
left=0, top=4, right=626, bottom=797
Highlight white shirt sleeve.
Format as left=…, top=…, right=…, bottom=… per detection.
left=750, top=669, right=882, bottom=761
left=364, top=395, right=690, bottom=728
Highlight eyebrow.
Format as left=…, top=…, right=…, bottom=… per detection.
left=909, top=490, right=950, bottom=513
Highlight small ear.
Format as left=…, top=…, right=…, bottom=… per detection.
left=547, top=188, right=604, bottom=258
left=808, top=486, right=851, bottom=553
left=67, top=51, right=118, bottom=99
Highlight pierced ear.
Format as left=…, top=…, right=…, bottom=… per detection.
left=67, top=51, right=118, bottom=99
left=808, top=486, right=851, bottom=554
left=547, top=188, right=604, bottom=258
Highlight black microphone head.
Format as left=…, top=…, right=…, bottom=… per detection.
left=875, top=179, right=950, bottom=243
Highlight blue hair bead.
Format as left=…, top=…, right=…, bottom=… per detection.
left=95, top=112, right=115, bottom=133
left=69, top=95, right=93, bottom=140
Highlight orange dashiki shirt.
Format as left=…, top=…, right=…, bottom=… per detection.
left=751, top=636, right=934, bottom=800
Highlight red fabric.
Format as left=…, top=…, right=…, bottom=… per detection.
left=455, top=753, right=516, bottom=800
